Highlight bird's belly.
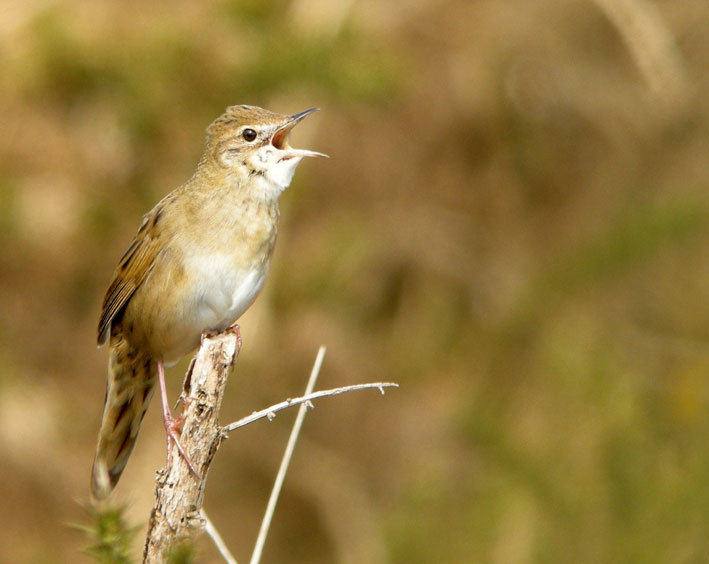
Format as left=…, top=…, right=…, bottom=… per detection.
left=188, top=252, right=267, bottom=328
left=159, top=252, right=268, bottom=361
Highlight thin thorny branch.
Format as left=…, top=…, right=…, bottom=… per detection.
left=223, top=381, right=399, bottom=433
left=142, top=331, right=398, bottom=563
left=249, top=345, right=325, bottom=564
left=202, top=509, right=238, bottom=564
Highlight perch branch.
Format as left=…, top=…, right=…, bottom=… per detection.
left=141, top=328, right=398, bottom=563
left=143, top=328, right=239, bottom=563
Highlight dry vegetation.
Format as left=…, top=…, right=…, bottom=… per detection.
left=1, top=0, right=708, bottom=562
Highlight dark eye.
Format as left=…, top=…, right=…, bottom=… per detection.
left=242, top=128, right=257, bottom=142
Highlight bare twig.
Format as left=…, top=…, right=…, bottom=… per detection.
left=592, top=0, right=690, bottom=115
left=223, top=381, right=399, bottom=433
left=202, top=509, right=239, bottom=564
left=141, top=330, right=398, bottom=563
left=249, top=345, right=326, bottom=564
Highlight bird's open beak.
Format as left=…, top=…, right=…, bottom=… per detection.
left=271, top=108, right=329, bottom=159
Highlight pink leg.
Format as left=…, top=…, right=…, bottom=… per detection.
left=157, top=360, right=201, bottom=479
left=228, top=322, right=243, bottom=351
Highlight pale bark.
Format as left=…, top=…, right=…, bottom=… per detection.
left=140, top=327, right=397, bottom=563
left=143, top=328, right=238, bottom=563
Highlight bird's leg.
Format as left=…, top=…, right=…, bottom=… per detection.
left=227, top=322, right=242, bottom=351
left=157, top=360, right=201, bottom=479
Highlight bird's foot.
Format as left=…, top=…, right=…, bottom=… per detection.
left=162, top=409, right=201, bottom=480
left=226, top=322, right=243, bottom=351
left=157, top=360, right=201, bottom=480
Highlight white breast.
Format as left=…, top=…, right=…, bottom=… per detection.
left=184, top=252, right=268, bottom=332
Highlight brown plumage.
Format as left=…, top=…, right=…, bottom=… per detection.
left=91, top=105, right=326, bottom=499
left=91, top=335, right=155, bottom=496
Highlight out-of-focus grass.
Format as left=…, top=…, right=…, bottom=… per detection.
left=0, top=0, right=708, bottom=563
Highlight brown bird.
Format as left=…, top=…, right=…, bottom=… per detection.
left=91, top=105, right=326, bottom=499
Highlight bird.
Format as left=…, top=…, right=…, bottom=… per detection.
left=91, top=104, right=327, bottom=499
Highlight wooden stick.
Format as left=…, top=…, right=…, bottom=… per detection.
left=143, top=328, right=238, bottom=563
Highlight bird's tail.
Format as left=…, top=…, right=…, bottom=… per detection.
left=91, top=337, right=156, bottom=500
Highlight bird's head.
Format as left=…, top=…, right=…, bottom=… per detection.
left=202, top=105, right=327, bottom=195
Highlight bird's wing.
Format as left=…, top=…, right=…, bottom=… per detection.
left=97, top=207, right=165, bottom=345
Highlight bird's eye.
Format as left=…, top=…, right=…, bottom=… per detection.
left=242, top=128, right=257, bottom=142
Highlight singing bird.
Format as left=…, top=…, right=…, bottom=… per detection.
left=91, top=105, right=326, bottom=499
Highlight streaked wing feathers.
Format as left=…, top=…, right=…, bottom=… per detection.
left=97, top=210, right=163, bottom=345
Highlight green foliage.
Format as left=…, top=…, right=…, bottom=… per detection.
left=165, top=541, right=196, bottom=564
left=75, top=505, right=137, bottom=564
left=221, top=0, right=402, bottom=102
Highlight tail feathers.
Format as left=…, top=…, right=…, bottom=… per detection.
left=92, top=339, right=156, bottom=500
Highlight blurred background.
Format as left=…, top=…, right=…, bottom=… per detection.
left=1, top=0, right=708, bottom=562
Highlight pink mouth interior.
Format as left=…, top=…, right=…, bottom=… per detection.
left=271, top=127, right=291, bottom=150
